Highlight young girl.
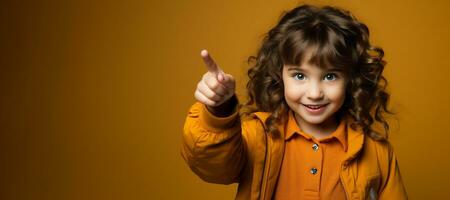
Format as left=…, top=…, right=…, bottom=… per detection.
left=181, top=4, right=407, bottom=200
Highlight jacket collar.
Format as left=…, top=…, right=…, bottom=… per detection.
left=252, top=111, right=364, bottom=163
left=284, top=110, right=348, bottom=152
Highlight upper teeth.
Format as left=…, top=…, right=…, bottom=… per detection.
left=307, top=105, right=322, bottom=108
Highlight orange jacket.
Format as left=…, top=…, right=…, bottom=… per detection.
left=181, top=102, right=408, bottom=200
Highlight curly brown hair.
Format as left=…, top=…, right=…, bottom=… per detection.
left=240, top=4, right=394, bottom=141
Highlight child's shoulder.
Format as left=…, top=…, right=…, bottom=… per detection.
left=362, top=131, right=396, bottom=161
left=345, top=116, right=394, bottom=158
left=240, top=110, right=270, bottom=122
left=240, top=111, right=269, bottom=128
left=239, top=110, right=285, bottom=136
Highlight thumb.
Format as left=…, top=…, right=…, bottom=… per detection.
left=217, top=70, right=226, bottom=82
left=222, top=74, right=235, bottom=90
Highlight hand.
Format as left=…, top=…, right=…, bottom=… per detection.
left=194, top=50, right=236, bottom=108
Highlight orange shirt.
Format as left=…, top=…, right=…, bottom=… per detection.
left=272, top=110, right=348, bottom=200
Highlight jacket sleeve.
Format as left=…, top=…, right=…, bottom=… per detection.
left=180, top=101, right=247, bottom=185
left=378, top=142, right=408, bottom=200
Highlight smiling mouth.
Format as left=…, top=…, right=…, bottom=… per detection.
left=303, top=104, right=328, bottom=109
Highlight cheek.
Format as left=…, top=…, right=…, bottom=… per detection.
left=326, top=84, right=346, bottom=102
left=284, top=82, right=303, bottom=100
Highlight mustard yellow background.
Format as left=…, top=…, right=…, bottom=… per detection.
left=1, top=0, right=448, bottom=199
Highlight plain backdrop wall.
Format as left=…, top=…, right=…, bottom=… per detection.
left=1, top=0, right=449, bottom=199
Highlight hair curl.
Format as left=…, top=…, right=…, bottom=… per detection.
left=240, top=4, right=394, bottom=141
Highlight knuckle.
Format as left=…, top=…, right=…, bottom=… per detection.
left=200, top=81, right=209, bottom=91
left=207, top=100, right=216, bottom=107
left=204, top=92, right=212, bottom=99
left=212, top=94, right=222, bottom=101
left=211, top=93, right=221, bottom=101
left=211, top=81, right=221, bottom=90
left=202, top=90, right=213, bottom=99
left=208, top=79, right=219, bottom=90
left=194, top=92, right=202, bottom=102
left=205, top=79, right=214, bottom=89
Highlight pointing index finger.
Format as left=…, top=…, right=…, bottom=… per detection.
left=201, top=50, right=221, bottom=74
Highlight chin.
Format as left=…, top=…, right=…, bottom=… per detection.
left=299, top=114, right=329, bottom=125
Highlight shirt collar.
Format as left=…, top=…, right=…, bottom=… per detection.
left=284, top=110, right=348, bottom=152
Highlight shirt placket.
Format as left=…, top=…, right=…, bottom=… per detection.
left=303, top=138, right=323, bottom=200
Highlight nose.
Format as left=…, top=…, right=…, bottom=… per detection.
left=307, top=82, right=324, bottom=100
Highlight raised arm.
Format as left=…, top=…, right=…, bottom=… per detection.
left=180, top=50, right=246, bottom=184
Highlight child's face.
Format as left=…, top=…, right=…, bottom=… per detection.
left=282, top=53, right=348, bottom=129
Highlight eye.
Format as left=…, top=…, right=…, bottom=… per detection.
left=324, top=73, right=338, bottom=81
left=293, top=73, right=305, bottom=80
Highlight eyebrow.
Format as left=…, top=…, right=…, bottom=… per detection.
left=286, top=66, right=344, bottom=72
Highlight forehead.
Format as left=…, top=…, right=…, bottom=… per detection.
left=283, top=45, right=329, bottom=67
left=284, top=50, right=333, bottom=70
left=282, top=47, right=346, bottom=74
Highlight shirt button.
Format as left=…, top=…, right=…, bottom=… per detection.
left=312, top=143, right=319, bottom=151
left=310, top=168, right=318, bottom=175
